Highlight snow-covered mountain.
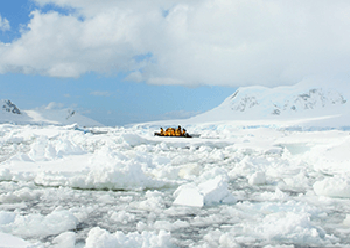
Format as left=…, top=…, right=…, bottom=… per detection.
left=194, top=86, right=345, bottom=117
left=1, top=100, right=102, bottom=126
left=186, top=84, right=349, bottom=127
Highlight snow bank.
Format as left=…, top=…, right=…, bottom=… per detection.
left=84, top=227, right=176, bottom=248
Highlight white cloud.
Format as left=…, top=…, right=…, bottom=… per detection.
left=0, top=15, right=10, bottom=32
left=1, top=1, right=350, bottom=87
left=64, top=93, right=71, bottom=98
left=90, top=91, right=111, bottom=97
left=125, top=71, right=143, bottom=83
left=44, top=102, right=64, bottom=110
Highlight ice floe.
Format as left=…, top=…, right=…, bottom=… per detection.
left=1, top=123, right=350, bottom=247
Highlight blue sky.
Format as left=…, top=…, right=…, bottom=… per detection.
left=1, top=1, right=349, bottom=125
left=0, top=72, right=234, bottom=125
left=0, top=0, right=234, bottom=125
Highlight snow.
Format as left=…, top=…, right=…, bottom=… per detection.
left=189, top=84, right=348, bottom=124
left=0, top=232, right=32, bottom=248
left=84, top=227, right=175, bottom=248
left=314, top=176, right=350, bottom=198
left=173, top=184, right=204, bottom=207
left=3, top=85, right=350, bottom=247
left=1, top=100, right=102, bottom=126
left=1, top=123, right=350, bottom=247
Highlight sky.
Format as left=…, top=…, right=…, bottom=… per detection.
left=1, top=0, right=350, bottom=125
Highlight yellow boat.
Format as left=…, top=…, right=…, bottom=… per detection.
left=154, top=125, right=192, bottom=138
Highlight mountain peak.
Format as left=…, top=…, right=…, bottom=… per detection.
left=2, top=99, right=21, bottom=115
left=189, top=85, right=349, bottom=126
left=0, top=99, right=102, bottom=126
left=229, top=87, right=346, bottom=116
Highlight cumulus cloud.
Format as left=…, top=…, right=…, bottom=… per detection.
left=1, top=1, right=350, bottom=87
left=0, top=15, right=10, bottom=32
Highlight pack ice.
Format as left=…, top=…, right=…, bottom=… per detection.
left=1, top=84, right=350, bottom=247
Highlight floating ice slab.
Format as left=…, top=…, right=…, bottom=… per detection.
left=174, top=176, right=236, bottom=207
left=51, top=232, right=76, bottom=248
left=248, top=171, right=267, bottom=185
left=0, top=210, right=77, bottom=238
left=173, top=184, right=204, bottom=207
left=0, top=232, right=31, bottom=248
left=84, top=227, right=175, bottom=248
left=314, top=176, right=350, bottom=198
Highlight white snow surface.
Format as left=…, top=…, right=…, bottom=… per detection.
left=1, top=122, right=350, bottom=247
left=2, top=85, right=350, bottom=247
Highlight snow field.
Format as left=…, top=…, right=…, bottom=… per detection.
left=1, top=124, right=350, bottom=247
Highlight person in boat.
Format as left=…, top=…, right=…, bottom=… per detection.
left=176, top=125, right=182, bottom=136
left=166, top=128, right=175, bottom=136
left=160, top=128, right=165, bottom=136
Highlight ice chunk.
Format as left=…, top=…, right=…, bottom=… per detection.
left=236, top=211, right=327, bottom=244
left=198, top=176, right=237, bottom=205
left=121, top=134, right=146, bottom=146
left=137, top=191, right=166, bottom=212
left=258, top=187, right=289, bottom=201
left=111, top=211, right=136, bottom=224
left=0, top=187, right=43, bottom=203
left=0, top=169, right=12, bottom=181
left=52, top=232, right=76, bottom=248
left=84, top=227, right=176, bottom=248
left=173, top=184, right=204, bottom=207
left=0, top=210, right=77, bottom=238
left=343, top=214, right=350, bottom=226
left=248, top=171, right=266, bottom=185
left=36, top=161, right=167, bottom=191
left=0, top=211, right=16, bottom=225
left=173, top=176, right=236, bottom=207
left=0, top=232, right=31, bottom=248
left=314, top=176, right=350, bottom=197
